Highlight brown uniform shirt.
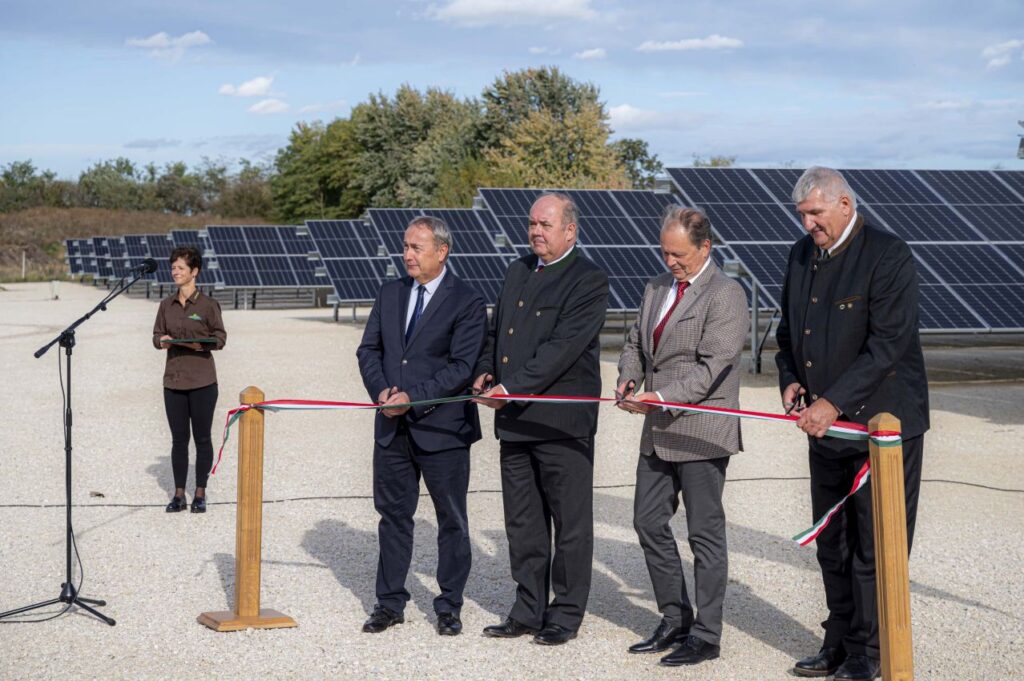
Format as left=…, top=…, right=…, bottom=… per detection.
left=152, top=289, right=227, bottom=390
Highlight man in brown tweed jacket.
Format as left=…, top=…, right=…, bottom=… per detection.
left=616, top=206, right=749, bottom=667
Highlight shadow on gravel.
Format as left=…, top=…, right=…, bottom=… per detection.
left=146, top=455, right=177, bottom=497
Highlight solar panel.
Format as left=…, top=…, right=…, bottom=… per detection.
left=170, top=229, right=201, bottom=247
left=417, top=209, right=511, bottom=254
left=845, top=169, right=938, bottom=204
left=917, top=170, right=1023, bottom=205
left=994, top=171, right=1024, bottom=200
left=749, top=169, right=803, bottom=204
left=866, top=204, right=982, bottom=242
left=305, top=219, right=392, bottom=302
left=583, top=246, right=666, bottom=310
left=216, top=256, right=261, bottom=287
left=917, top=284, right=986, bottom=330
left=703, top=204, right=802, bottom=242
left=949, top=205, right=1024, bottom=241
left=667, top=167, right=773, bottom=204
left=145, top=234, right=175, bottom=284
left=447, top=254, right=515, bottom=302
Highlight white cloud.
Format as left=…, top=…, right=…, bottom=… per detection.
left=609, top=103, right=708, bottom=132
left=125, top=30, right=212, bottom=60
left=219, top=76, right=275, bottom=97
left=248, top=98, right=289, bottom=115
left=429, top=0, right=597, bottom=26
left=981, top=39, right=1023, bottom=69
left=574, top=48, right=606, bottom=60
left=124, top=138, right=182, bottom=149
left=610, top=104, right=667, bottom=128
left=298, top=99, right=349, bottom=114
left=922, top=99, right=973, bottom=111
left=637, top=34, right=743, bottom=52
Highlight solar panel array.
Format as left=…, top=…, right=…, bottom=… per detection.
left=60, top=171, right=1024, bottom=333
left=667, top=167, right=1024, bottom=332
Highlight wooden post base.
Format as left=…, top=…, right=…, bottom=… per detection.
left=197, top=608, right=297, bottom=632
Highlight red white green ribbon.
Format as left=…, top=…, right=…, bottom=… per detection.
left=213, top=393, right=902, bottom=546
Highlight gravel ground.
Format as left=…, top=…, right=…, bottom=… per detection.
left=1, top=282, right=1021, bottom=680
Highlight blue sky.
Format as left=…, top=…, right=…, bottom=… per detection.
left=2, top=0, right=1022, bottom=179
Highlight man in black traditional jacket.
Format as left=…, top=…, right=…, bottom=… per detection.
left=474, top=192, right=609, bottom=646
left=776, top=167, right=929, bottom=681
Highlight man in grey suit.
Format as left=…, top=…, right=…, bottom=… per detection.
left=617, top=206, right=749, bottom=667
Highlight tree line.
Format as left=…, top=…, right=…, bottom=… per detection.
left=1, top=67, right=663, bottom=223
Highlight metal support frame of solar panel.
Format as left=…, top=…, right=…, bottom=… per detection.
left=364, top=207, right=522, bottom=305
left=667, top=167, right=1024, bottom=332
left=205, top=225, right=324, bottom=289
left=477, top=188, right=683, bottom=311
left=305, top=219, right=394, bottom=302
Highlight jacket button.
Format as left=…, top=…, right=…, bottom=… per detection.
left=508, top=328, right=514, bottom=335
left=653, top=368, right=659, bottom=374
left=811, top=296, right=818, bottom=304
left=501, top=356, right=509, bottom=364
left=812, top=264, right=818, bottom=271
left=804, top=328, right=811, bottom=336
left=535, top=311, right=541, bottom=317
left=401, top=359, right=408, bottom=365
left=811, top=393, right=818, bottom=400
left=839, top=303, right=846, bottom=310
left=517, top=300, right=524, bottom=308
left=805, top=360, right=813, bottom=368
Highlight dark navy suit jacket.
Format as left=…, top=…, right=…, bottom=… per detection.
left=356, top=271, right=487, bottom=452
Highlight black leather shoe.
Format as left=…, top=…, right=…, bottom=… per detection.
left=482, top=617, right=537, bottom=638
left=165, top=495, right=187, bottom=513
left=532, top=623, right=577, bottom=646
left=659, top=635, right=720, bottom=666
left=628, top=620, right=687, bottom=654
left=190, top=496, right=207, bottom=513
left=436, top=612, right=462, bottom=636
left=793, top=646, right=846, bottom=677
left=834, top=654, right=881, bottom=680
left=362, top=605, right=403, bottom=633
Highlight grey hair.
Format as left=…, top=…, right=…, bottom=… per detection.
left=536, top=191, right=579, bottom=229
left=792, top=166, right=858, bottom=210
left=661, top=205, right=712, bottom=248
left=408, top=215, right=453, bottom=256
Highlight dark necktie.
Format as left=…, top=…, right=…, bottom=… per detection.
left=405, top=285, right=425, bottom=342
left=652, top=281, right=690, bottom=352
left=536, top=264, right=545, bottom=272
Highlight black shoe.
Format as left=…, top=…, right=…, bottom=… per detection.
left=532, top=623, right=577, bottom=646
left=793, top=646, right=846, bottom=677
left=191, top=496, right=207, bottom=513
left=482, top=617, right=537, bottom=638
left=362, top=605, right=403, bottom=633
left=437, top=612, right=462, bottom=636
left=659, top=635, right=720, bottom=666
left=628, top=620, right=687, bottom=654
left=165, top=495, right=187, bottom=513
left=834, top=654, right=881, bottom=680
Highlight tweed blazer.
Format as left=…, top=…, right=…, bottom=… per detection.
left=617, top=262, right=749, bottom=462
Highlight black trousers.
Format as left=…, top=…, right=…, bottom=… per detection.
left=809, top=434, right=923, bottom=659
left=500, top=437, right=594, bottom=632
left=633, top=452, right=729, bottom=645
left=163, top=383, right=219, bottom=490
left=373, top=425, right=471, bottom=615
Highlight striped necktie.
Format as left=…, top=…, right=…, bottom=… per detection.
left=653, top=281, right=690, bottom=351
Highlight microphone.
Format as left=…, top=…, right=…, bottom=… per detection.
left=129, top=258, right=158, bottom=275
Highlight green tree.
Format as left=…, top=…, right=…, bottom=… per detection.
left=272, top=118, right=366, bottom=222
left=485, top=102, right=629, bottom=188
left=215, top=160, right=273, bottom=218
left=77, top=157, right=154, bottom=210
left=0, top=160, right=61, bottom=211
left=610, top=138, right=663, bottom=189
left=692, top=154, right=737, bottom=167
left=481, top=66, right=602, bottom=149
left=155, top=161, right=205, bottom=214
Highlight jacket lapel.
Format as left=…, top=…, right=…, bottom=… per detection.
left=405, top=272, right=453, bottom=347
left=653, top=262, right=717, bottom=360
left=398, top=277, right=413, bottom=346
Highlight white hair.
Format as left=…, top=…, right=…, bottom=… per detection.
left=792, top=166, right=858, bottom=210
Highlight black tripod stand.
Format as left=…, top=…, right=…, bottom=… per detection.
left=1, top=264, right=152, bottom=625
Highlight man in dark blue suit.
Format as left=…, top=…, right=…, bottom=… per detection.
left=356, top=216, right=488, bottom=636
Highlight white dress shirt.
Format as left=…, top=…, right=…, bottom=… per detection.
left=405, top=266, right=447, bottom=334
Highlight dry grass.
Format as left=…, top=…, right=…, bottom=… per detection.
left=0, top=207, right=268, bottom=281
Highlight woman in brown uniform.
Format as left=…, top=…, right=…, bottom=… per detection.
left=152, top=246, right=227, bottom=513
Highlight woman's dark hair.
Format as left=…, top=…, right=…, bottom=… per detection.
left=169, top=245, right=202, bottom=272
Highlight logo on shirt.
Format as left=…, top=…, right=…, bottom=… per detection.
left=188, top=313, right=202, bottom=321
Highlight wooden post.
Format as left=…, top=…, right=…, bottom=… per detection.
left=869, top=413, right=913, bottom=680
left=198, top=386, right=297, bottom=632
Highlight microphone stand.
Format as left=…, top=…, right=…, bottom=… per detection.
left=0, top=268, right=148, bottom=625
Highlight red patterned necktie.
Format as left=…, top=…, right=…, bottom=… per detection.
left=652, top=280, right=690, bottom=352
